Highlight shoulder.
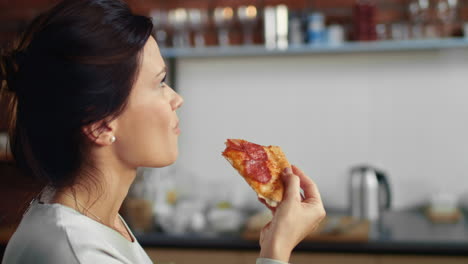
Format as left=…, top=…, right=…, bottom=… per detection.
left=3, top=202, right=81, bottom=263
left=3, top=201, right=126, bottom=264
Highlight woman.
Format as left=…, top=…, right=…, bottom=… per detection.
left=0, top=0, right=325, bottom=263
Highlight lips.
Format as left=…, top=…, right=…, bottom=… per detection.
left=173, top=121, right=180, bottom=134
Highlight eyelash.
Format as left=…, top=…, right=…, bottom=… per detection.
left=159, top=75, right=167, bottom=88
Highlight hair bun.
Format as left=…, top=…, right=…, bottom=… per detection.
left=0, top=50, right=22, bottom=93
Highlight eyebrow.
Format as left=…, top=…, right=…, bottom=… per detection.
left=156, top=66, right=167, bottom=78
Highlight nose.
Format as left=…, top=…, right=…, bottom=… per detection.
left=171, top=90, right=184, bottom=110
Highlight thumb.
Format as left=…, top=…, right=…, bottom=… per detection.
left=281, top=167, right=301, bottom=203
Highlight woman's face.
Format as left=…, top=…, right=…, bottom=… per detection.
left=113, top=37, right=183, bottom=168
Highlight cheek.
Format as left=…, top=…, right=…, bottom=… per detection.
left=129, top=96, right=171, bottom=130
left=146, top=104, right=178, bottom=165
left=114, top=98, right=177, bottom=164
left=118, top=100, right=176, bottom=167
left=150, top=104, right=172, bottom=133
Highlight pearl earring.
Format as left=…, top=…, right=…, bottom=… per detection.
left=110, top=136, right=116, bottom=143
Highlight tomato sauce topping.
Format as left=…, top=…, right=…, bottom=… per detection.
left=224, top=139, right=271, bottom=183
left=243, top=141, right=268, bottom=160
left=244, top=160, right=271, bottom=183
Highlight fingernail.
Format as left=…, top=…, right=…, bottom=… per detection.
left=284, top=167, right=292, bottom=174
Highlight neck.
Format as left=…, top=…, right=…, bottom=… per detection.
left=52, top=159, right=137, bottom=227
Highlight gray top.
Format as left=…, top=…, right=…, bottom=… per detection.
left=2, top=199, right=153, bottom=264
left=2, top=197, right=287, bottom=264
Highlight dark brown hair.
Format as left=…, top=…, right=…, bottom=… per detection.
left=0, top=0, right=153, bottom=189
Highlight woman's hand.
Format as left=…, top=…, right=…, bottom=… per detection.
left=258, top=165, right=326, bottom=262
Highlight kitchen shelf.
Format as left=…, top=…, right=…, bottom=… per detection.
left=161, top=38, right=468, bottom=58
left=0, top=153, right=13, bottom=163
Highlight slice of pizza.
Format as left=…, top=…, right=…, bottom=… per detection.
left=222, top=139, right=290, bottom=207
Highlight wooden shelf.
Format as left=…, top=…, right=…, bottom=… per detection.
left=0, top=226, right=17, bottom=245
left=0, top=152, right=13, bottom=163
left=161, top=38, right=468, bottom=58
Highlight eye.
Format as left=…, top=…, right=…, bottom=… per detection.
left=159, top=74, right=167, bottom=88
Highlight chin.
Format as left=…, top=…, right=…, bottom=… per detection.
left=150, top=151, right=178, bottom=168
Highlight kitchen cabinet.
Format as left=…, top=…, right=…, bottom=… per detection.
left=145, top=249, right=376, bottom=264
left=145, top=248, right=468, bottom=264
left=376, top=255, right=468, bottom=264
left=146, top=249, right=245, bottom=264
left=283, top=253, right=375, bottom=264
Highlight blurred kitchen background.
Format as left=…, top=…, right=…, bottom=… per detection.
left=2, top=0, right=468, bottom=263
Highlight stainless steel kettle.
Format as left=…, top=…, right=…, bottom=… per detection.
left=349, top=165, right=391, bottom=221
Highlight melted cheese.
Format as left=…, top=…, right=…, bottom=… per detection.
left=258, top=194, right=279, bottom=207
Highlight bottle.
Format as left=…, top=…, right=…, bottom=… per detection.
left=307, top=12, right=325, bottom=45
left=289, top=15, right=304, bottom=46
left=276, top=5, right=289, bottom=50
left=327, top=24, right=345, bottom=46
left=353, top=0, right=377, bottom=41
left=264, top=6, right=277, bottom=49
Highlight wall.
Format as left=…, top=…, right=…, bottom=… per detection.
left=173, top=48, right=468, bottom=209
left=1, top=0, right=468, bottom=210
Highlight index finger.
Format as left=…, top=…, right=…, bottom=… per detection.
left=292, top=165, right=323, bottom=204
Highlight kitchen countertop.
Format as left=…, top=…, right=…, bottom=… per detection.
left=136, top=209, right=468, bottom=256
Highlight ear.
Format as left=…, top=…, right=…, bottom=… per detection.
left=81, top=119, right=117, bottom=146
